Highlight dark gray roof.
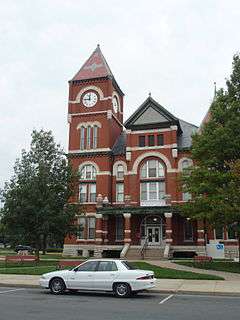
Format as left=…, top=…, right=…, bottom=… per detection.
left=178, top=119, right=198, bottom=149
left=112, top=131, right=127, bottom=155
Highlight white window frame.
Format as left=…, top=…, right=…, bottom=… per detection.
left=140, top=160, right=165, bottom=179
left=86, top=126, right=91, bottom=149
left=140, top=181, right=165, bottom=201
left=80, top=126, right=85, bottom=150
left=93, top=125, right=98, bottom=149
left=116, top=164, right=124, bottom=180
left=88, top=217, right=96, bottom=239
left=116, top=183, right=124, bottom=202
left=80, top=165, right=96, bottom=180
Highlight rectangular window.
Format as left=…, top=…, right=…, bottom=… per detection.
left=77, top=217, right=86, bottom=239
left=87, top=126, right=91, bottom=149
left=117, top=165, right=124, bottom=179
left=116, top=215, right=124, bottom=240
left=148, top=160, right=157, bottom=177
left=79, top=184, right=87, bottom=203
left=88, top=217, right=96, bottom=239
left=140, top=182, right=148, bottom=201
left=139, top=136, right=145, bottom=147
left=184, top=220, right=193, bottom=241
left=89, top=184, right=96, bottom=202
left=157, top=134, right=164, bottom=146
left=228, top=226, right=237, bottom=239
left=116, top=183, right=124, bottom=202
left=80, top=127, right=85, bottom=150
left=215, top=226, right=224, bottom=240
left=149, top=182, right=157, bottom=200
left=93, top=126, right=98, bottom=149
left=158, top=181, right=165, bottom=199
left=182, top=192, right=192, bottom=201
left=140, top=182, right=165, bottom=201
left=148, top=135, right=155, bottom=146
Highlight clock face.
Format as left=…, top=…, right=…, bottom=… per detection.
left=112, top=96, right=119, bottom=113
left=82, top=91, right=98, bottom=107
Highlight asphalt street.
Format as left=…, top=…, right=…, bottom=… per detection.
left=0, top=286, right=240, bottom=320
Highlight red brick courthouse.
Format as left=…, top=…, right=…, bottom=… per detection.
left=63, top=46, right=238, bottom=259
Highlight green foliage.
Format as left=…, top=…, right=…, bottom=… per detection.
left=180, top=54, right=240, bottom=236
left=0, top=129, right=80, bottom=254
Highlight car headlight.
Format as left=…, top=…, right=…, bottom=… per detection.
left=40, top=275, right=47, bottom=279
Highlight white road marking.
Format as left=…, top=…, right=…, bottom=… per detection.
left=0, top=288, right=25, bottom=294
left=159, top=294, right=174, bottom=304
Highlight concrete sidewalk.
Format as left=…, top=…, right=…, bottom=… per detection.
left=1, top=274, right=240, bottom=296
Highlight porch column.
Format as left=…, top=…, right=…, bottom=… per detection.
left=197, top=220, right=205, bottom=246
left=102, top=215, right=109, bottom=244
left=123, top=213, right=131, bottom=244
left=95, top=214, right=103, bottom=244
left=164, top=212, right=173, bottom=244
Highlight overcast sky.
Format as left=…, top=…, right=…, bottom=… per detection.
left=0, top=0, right=240, bottom=188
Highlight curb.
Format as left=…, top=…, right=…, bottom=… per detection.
left=0, top=283, right=240, bottom=297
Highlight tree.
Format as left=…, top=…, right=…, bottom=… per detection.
left=0, top=129, right=79, bottom=257
left=180, top=54, right=240, bottom=262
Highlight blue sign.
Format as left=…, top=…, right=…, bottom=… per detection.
left=216, top=244, right=224, bottom=250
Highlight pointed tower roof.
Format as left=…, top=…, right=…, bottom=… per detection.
left=71, top=45, right=114, bottom=81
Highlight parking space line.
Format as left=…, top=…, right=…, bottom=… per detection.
left=0, top=288, right=25, bottom=294
left=159, top=294, right=174, bottom=304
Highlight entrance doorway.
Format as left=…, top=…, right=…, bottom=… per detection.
left=147, top=227, right=161, bottom=245
left=140, top=215, right=165, bottom=246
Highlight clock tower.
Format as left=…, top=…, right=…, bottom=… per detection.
left=67, top=45, right=124, bottom=204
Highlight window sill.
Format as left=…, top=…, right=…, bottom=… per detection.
left=140, top=200, right=166, bottom=207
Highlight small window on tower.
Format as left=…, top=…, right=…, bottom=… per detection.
left=139, top=136, right=145, bottom=147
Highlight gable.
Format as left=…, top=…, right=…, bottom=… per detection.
left=124, top=96, right=181, bottom=131
left=134, top=106, right=169, bottom=125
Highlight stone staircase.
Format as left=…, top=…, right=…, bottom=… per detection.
left=126, top=247, right=165, bottom=260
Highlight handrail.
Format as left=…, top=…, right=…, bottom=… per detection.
left=140, top=236, right=148, bottom=259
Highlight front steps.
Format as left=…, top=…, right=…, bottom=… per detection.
left=126, top=247, right=165, bottom=260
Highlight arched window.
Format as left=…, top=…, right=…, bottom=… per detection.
left=116, top=164, right=124, bottom=180
left=182, top=160, right=190, bottom=170
left=79, top=165, right=97, bottom=203
left=140, top=159, right=165, bottom=206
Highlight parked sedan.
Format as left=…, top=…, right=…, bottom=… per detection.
left=39, top=259, right=156, bottom=297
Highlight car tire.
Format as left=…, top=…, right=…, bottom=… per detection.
left=49, top=277, right=66, bottom=295
left=113, top=283, right=131, bottom=298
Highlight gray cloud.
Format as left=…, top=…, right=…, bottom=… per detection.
left=0, top=0, right=240, bottom=187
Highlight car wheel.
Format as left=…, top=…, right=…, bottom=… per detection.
left=49, top=278, right=66, bottom=295
left=114, top=283, right=131, bottom=298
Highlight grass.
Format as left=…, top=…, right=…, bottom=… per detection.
left=0, top=260, right=224, bottom=279
left=132, top=262, right=224, bottom=280
left=175, top=260, right=240, bottom=274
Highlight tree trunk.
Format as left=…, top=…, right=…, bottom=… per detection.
left=35, top=242, right=40, bottom=260
left=42, top=235, right=47, bottom=255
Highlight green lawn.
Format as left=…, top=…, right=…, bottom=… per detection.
left=0, top=260, right=224, bottom=279
left=174, top=260, right=240, bottom=274
left=131, top=262, right=224, bottom=280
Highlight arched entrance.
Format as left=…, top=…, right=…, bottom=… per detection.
left=140, top=215, right=165, bottom=246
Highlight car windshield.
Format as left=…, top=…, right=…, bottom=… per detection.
left=121, top=261, right=137, bottom=270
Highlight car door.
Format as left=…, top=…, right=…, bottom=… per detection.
left=93, top=261, right=119, bottom=291
left=67, top=260, right=98, bottom=290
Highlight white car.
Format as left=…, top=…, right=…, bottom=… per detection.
left=39, top=259, right=156, bottom=297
